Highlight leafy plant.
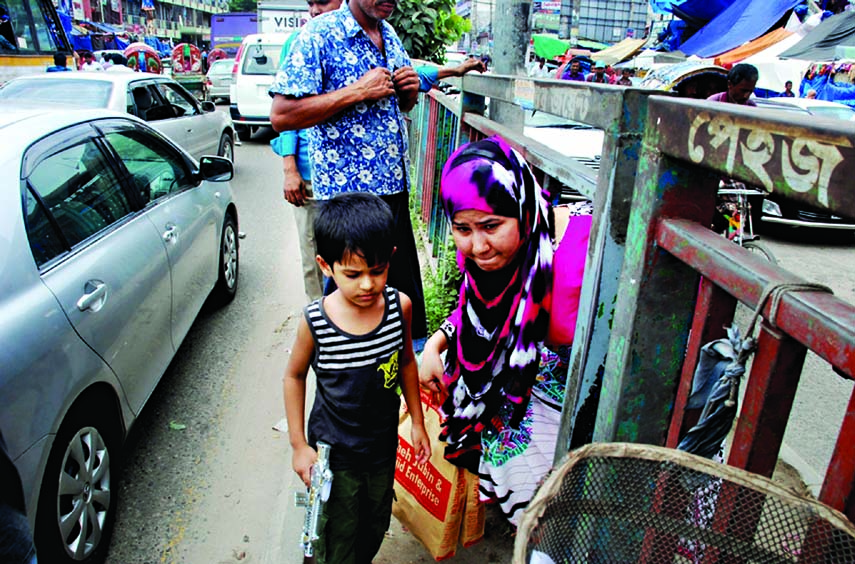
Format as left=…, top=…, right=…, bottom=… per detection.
left=423, top=239, right=463, bottom=334
left=388, top=0, right=471, bottom=63
left=227, top=0, right=256, bottom=13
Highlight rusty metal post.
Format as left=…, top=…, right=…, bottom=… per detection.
left=592, top=128, right=719, bottom=445
left=557, top=89, right=663, bottom=455
left=489, top=0, right=529, bottom=132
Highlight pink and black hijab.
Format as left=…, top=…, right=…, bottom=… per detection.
left=439, top=136, right=554, bottom=472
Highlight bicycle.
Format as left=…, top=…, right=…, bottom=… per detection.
left=716, top=186, right=777, bottom=264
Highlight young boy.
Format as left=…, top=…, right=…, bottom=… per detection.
left=283, top=192, right=430, bottom=564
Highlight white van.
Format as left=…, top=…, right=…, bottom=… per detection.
left=229, top=33, right=289, bottom=141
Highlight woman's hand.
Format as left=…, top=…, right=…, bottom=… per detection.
left=419, top=331, right=448, bottom=395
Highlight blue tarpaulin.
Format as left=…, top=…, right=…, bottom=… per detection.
left=801, top=73, right=855, bottom=107
left=649, top=0, right=738, bottom=23
left=679, top=0, right=802, bottom=58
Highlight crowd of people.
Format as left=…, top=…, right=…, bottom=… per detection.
left=266, top=2, right=792, bottom=564
left=45, top=50, right=133, bottom=73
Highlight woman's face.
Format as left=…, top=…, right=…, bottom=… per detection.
left=451, top=209, right=522, bottom=272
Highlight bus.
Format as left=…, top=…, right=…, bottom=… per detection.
left=0, top=0, right=73, bottom=83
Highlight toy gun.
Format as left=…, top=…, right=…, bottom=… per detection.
left=294, top=442, right=333, bottom=557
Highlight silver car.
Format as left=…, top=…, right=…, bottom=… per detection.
left=0, top=72, right=236, bottom=163
left=205, top=58, right=235, bottom=103
left=0, top=105, right=239, bottom=563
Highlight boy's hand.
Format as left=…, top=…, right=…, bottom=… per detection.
left=292, top=443, right=317, bottom=487
left=410, top=422, right=432, bottom=466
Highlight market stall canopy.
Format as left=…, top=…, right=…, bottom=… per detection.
left=591, top=38, right=646, bottom=66
left=679, top=0, right=803, bottom=58
left=779, top=11, right=855, bottom=61
left=714, top=27, right=794, bottom=66
left=577, top=39, right=610, bottom=51
left=532, top=34, right=571, bottom=60
left=649, top=0, right=739, bottom=25
left=616, top=49, right=686, bottom=70
left=741, top=33, right=809, bottom=92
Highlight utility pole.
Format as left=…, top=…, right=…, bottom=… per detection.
left=491, top=0, right=530, bottom=131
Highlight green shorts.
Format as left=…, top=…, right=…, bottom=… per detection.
left=315, top=464, right=396, bottom=564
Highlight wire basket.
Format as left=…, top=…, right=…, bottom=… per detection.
left=514, top=443, right=855, bottom=563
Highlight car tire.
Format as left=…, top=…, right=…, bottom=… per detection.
left=236, top=125, right=251, bottom=141
left=211, top=213, right=239, bottom=306
left=218, top=133, right=234, bottom=163
left=35, top=406, right=120, bottom=564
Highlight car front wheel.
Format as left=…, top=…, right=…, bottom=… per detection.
left=211, top=213, right=239, bottom=306
left=36, top=409, right=120, bottom=563
left=218, top=133, right=234, bottom=163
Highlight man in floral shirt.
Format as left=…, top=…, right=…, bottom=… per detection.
left=269, top=0, right=427, bottom=342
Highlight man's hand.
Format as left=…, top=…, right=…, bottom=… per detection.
left=458, top=58, right=487, bottom=76
left=392, top=66, right=420, bottom=97
left=355, top=67, right=396, bottom=102
left=282, top=156, right=309, bottom=207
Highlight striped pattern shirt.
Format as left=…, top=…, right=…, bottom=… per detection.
left=305, top=286, right=405, bottom=470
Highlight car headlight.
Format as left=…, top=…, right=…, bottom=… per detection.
left=762, top=199, right=782, bottom=217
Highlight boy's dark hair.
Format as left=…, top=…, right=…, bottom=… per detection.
left=53, top=53, right=66, bottom=66
left=315, top=193, right=395, bottom=268
left=728, top=63, right=759, bottom=86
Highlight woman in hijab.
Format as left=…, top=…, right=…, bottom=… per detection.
left=419, top=136, right=592, bottom=525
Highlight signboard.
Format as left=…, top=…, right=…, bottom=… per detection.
left=258, top=8, right=309, bottom=33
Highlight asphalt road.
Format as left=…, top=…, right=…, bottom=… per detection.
left=104, top=123, right=855, bottom=563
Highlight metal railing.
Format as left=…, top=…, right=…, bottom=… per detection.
left=409, top=74, right=855, bottom=523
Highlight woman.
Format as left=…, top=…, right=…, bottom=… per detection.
left=419, top=136, right=592, bottom=525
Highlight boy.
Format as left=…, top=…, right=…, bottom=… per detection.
left=283, top=192, right=430, bottom=564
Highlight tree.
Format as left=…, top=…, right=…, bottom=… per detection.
left=228, top=0, right=256, bottom=13
left=388, top=0, right=470, bottom=63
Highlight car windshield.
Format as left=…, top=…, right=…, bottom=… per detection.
left=209, top=60, right=233, bottom=75
left=241, top=44, right=281, bottom=75
left=0, top=79, right=112, bottom=107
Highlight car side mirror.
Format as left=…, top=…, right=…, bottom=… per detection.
left=198, top=156, right=233, bottom=182
left=201, top=101, right=216, bottom=112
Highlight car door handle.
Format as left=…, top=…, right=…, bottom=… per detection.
left=77, top=280, right=108, bottom=312
left=162, top=224, right=178, bottom=243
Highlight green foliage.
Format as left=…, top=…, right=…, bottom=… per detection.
left=388, top=0, right=471, bottom=63
left=423, top=239, right=462, bottom=335
left=227, top=0, right=256, bottom=13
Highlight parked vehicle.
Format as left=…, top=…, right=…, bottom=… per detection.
left=0, top=104, right=239, bottom=563
left=229, top=32, right=289, bottom=141
left=758, top=95, right=855, bottom=121
left=0, top=72, right=235, bottom=163
left=753, top=98, right=855, bottom=229
left=206, top=58, right=235, bottom=103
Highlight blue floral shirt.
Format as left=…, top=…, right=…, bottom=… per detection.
left=269, top=3, right=412, bottom=199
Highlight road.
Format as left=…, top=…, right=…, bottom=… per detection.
left=105, top=126, right=308, bottom=564
left=104, top=124, right=855, bottom=563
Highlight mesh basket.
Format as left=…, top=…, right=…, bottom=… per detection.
left=514, top=443, right=855, bottom=564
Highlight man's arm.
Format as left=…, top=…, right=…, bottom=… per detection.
left=435, top=58, right=486, bottom=81
left=271, top=67, right=397, bottom=131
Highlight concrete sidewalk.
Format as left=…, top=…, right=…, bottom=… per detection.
left=375, top=503, right=516, bottom=564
